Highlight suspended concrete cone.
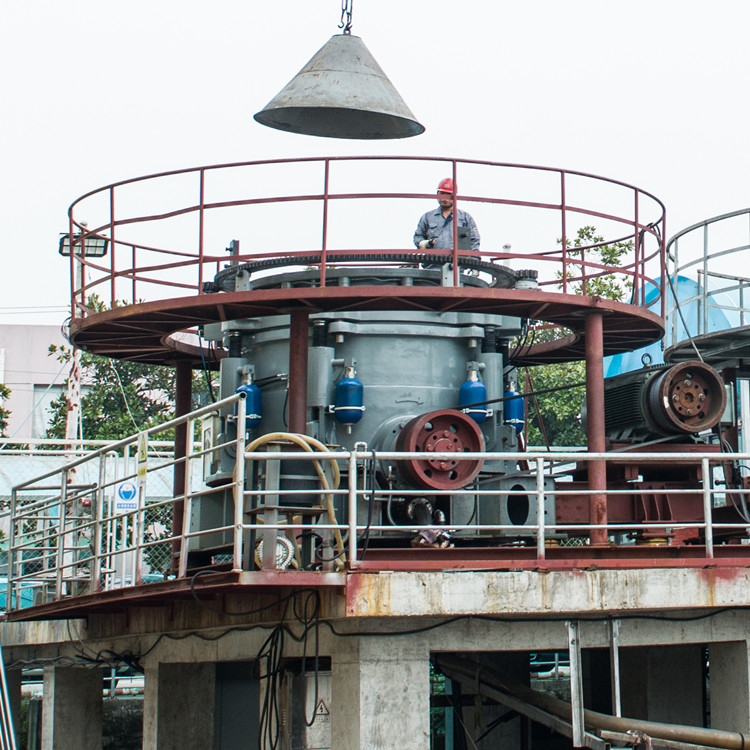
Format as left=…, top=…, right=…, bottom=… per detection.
left=254, top=34, right=425, bottom=140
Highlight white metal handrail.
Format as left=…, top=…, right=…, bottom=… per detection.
left=666, top=207, right=750, bottom=348
left=8, top=407, right=750, bottom=611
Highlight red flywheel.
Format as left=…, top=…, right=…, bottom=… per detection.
left=395, top=409, right=484, bottom=491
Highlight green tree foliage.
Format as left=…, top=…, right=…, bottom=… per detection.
left=46, top=347, right=177, bottom=441
left=0, top=383, right=10, bottom=437
left=46, top=295, right=216, bottom=442
left=523, top=359, right=585, bottom=447
left=558, top=225, right=634, bottom=301
left=522, top=226, right=633, bottom=447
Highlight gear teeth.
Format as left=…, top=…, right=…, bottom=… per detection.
left=209, top=252, right=517, bottom=290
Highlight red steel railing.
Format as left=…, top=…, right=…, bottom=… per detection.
left=65, top=156, right=667, bottom=321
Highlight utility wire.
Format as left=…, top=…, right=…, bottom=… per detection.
left=0, top=358, right=68, bottom=449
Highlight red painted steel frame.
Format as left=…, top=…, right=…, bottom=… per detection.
left=52, top=155, right=677, bottom=604
left=585, top=311, right=608, bottom=544
left=288, top=310, right=309, bottom=434
left=63, top=156, right=666, bottom=324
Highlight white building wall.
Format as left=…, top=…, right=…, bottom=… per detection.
left=0, top=324, right=68, bottom=440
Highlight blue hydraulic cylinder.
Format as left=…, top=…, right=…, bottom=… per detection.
left=236, top=380, right=262, bottom=430
left=460, top=372, right=488, bottom=424
left=503, top=388, right=525, bottom=434
left=334, top=367, right=365, bottom=426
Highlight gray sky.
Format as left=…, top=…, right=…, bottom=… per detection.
left=2, top=0, right=749, bottom=324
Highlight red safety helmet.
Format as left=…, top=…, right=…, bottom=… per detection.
left=437, top=177, right=454, bottom=194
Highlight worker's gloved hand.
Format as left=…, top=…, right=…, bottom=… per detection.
left=418, top=239, right=435, bottom=249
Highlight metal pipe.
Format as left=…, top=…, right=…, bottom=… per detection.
left=452, top=160, right=459, bottom=287
left=92, top=454, right=106, bottom=592
left=55, top=471, right=68, bottom=600
left=109, top=186, right=116, bottom=307
left=560, top=171, right=568, bottom=294
left=348, top=451, right=358, bottom=568
left=178, top=417, right=196, bottom=580
left=568, top=621, right=585, bottom=746
left=321, top=160, right=330, bottom=287
left=584, top=311, right=608, bottom=545
left=633, top=190, right=640, bottom=306
left=436, top=654, right=750, bottom=750
left=702, top=456, right=714, bottom=558
left=7, top=489, right=16, bottom=613
left=608, top=619, right=622, bottom=717
left=198, top=169, right=205, bottom=293
left=536, top=456, right=546, bottom=560
left=232, top=395, right=247, bottom=572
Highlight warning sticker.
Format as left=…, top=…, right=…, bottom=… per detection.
left=114, top=481, right=138, bottom=515
left=136, top=432, right=148, bottom=486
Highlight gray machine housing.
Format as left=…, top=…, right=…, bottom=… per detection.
left=191, top=266, right=556, bottom=559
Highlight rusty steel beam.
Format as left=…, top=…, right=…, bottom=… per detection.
left=585, top=311, right=608, bottom=545
left=68, top=287, right=665, bottom=367
left=288, top=310, right=309, bottom=434
left=171, top=361, right=192, bottom=571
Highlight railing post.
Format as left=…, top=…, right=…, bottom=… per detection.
left=702, top=222, right=709, bottom=337
left=452, top=160, right=459, bottom=287
left=198, top=168, right=206, bottom=293
left=660, top=213, right=667, bottom=322
left=92, top=454, right=106, bottom=593
left=321, top=160, right=330, bottom=287
left=669, top=237, right=679, bottom=348
left=103, top=452, right=117, bottom=591
left=134, top=436, right=147, bottom=586
left=232, top=396, right=247, bottom=572
left=702, top=457, right=714, bottom=559
left=131, top=245, right=137, bottom=304
left=560, top=171, right=568, bottom=294
left=536, top=456, right=546, bottom=560
left=178, top=416, right=196, bottom=579
left=608, top=619, right=622, bottom=717
left=109, top=186, right=116, bottom=307
left=68, top=215, right=77, bottom=320
left=348, top=451, right=358, bottom=568
left=633, top=190, right=641, bottom=306
left=567, top=620, right=585, bottom=747
left=55, top=472, right=69, bottom=600
left=7, top=489, right=17, bottom=614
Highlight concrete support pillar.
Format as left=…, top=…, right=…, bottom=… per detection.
left=709, top=641, right=750, bottom=732
left=42, top=666, right=103, bottom=750
left=332, top=636, right=430, bottom=750
left=584, top=310, right=607, bottom=545
left=620, top=645, right=704, bottom=725
left=142, top=662, right=215, bottom=750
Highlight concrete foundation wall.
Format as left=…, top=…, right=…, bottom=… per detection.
left=7, top=589, right=750, bottom=748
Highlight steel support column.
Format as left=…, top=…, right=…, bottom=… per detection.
left=171, top=361, right=192, bottom=569
left=585, top=311, right=608, bottom=545
left=289, top=310, right=309, bottom=434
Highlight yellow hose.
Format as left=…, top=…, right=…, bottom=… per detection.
left=246, top=432, right=345, bottom=570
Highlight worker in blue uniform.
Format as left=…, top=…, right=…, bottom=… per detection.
left=413, top=177, right=480, bottom=252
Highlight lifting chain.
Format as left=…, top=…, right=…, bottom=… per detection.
left=338, top=0, right=353, bottom=34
